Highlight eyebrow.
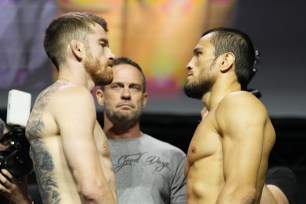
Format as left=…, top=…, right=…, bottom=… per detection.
left=99, top=38, right=109, bottom=46
left=111, top=82, right=142, bottom=86
left=193, top=47, right=202, bottom=55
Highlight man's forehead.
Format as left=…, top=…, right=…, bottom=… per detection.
left=90, top=23, right=107, bottom=38
left=195, top=34, right=214, bottom=50
left=112, top=65, right=141, bottom=79
left=200, top=33, right=213, bottom=44
left=112, top=64, right=139, bottom=73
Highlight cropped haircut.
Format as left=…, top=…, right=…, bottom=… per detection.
left=202, top=28, right=256, bottom=89
left=101, top=57, right=146, bottom=92
left=44, top=12, right=108, bottom=70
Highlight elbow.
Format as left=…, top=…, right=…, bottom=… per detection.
left=239, top=187, right=257, bottom=204
left=77, top=181, right=103, bottom=202
left=224, top=185, right=257, bottom=204
left=219, top=185, right=258, bottom=204
left=77, top=180, right=115, bottom=203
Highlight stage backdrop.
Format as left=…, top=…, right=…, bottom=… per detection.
left=1, top=0, right=306, bottom=117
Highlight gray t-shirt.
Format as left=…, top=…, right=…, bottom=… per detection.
left=109, top=134, right=186, bottom=204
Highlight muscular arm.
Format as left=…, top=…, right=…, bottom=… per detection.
left=54, top=87, right=116, bottom=204
left=215, top=92, right=270, bottom=204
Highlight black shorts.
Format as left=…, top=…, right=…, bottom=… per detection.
left=266, top=167, right=298, bottom=204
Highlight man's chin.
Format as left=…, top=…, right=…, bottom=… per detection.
left=184, top=86, right=202, bottom=99
left=117, top=110, right=132, bottom=116
left=94, top=74, right=113, bottom=86
left=114, top=116, right=134, bottom=123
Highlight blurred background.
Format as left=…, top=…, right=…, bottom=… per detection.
left=1, top=0, right=306, bottom=117
left=0, top=0, right=305, bottom=203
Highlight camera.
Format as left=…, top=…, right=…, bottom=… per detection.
left=0, top=89, right=33, bottom=179
left=0, top=125, right=33, bottom=179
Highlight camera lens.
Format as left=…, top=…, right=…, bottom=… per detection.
left=3, top=150, right=33, bottom=178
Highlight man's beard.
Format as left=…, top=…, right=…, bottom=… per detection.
left=104, top=101, right=143, bottom=126
left=84, top=52, right=113, bottom=86
left=184, top=78, right=213, bottom=99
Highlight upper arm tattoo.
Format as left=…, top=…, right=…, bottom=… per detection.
left=26, top=81, right=69, bottom=203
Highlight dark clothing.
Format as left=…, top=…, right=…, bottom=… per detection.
left=266, top=167, right=298, bottom=204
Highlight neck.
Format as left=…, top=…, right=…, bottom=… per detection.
left=103, top=117, right=143, bottom=139
left=202, top=75, right=241, bottom=111
left=58, top=64, right=95, bottom=91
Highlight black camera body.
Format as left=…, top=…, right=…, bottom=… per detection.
left=0, top=125, right=33, bottom=179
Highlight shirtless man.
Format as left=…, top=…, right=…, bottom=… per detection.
left=184, top=27, right=276, bottom=204
left=25, top=12, right=117, bottom=204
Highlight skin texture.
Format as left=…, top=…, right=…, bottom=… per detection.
left=96, top=63, right=148, bottom=139
left=25, top=13, right=117, bottom=204
left=184, top=32, right=276, bottom=204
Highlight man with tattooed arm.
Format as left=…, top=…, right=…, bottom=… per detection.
left=25, top=12, right=117, bottom=204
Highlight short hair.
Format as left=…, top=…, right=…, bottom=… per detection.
left=101, top=57, right=146, bottom=92
left=44, top=12, right=108, bottom=70
left=202, top=27, right=256, bottom=89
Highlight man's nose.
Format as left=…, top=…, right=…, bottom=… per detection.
left=186, top=59, right=193, bottom=71
left=106, top=47, right=115, bottom=60
left=121, top=87, right=131, bottom=99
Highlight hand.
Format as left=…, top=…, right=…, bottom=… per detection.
left=0, top=169, right=33, bottom=204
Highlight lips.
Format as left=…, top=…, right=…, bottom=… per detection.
left=117, top=103, right=134, bottom=109
left=106, top=60, right=113, bottom=68
left=187, top=72, right=193, bottom=77
left=187, top=74, right=193, bottom=78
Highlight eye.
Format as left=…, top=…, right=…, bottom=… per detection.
left=110, top=84, right=121, bottom=90
left=193, top=48, right=202, bottom=58
left=100, top=43, right=107, bottom=48
left=195, top=51, right=202, bottom=57
left=130, top=85, right=142, bottom=92
left=99, top=40, right=109, bottom=48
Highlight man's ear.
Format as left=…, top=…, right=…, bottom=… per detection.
left=95, top=88, right=105, bottom=107
left=220, top=52, right=235, bottom=73
left=69, top=40, right=84, bottom=61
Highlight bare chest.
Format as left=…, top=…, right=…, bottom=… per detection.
left=94, top=129, right=111, bottom=158
left=187, top=116, right=222, bottom=166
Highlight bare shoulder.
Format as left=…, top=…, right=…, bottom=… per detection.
left=215, top=91, right=270, bottom=129
left=26, top=81, right=74, bottom=137
left=35, top=81, right=96, bottom=116
left=49, top=83, right=96, bottom=123
left=31, top=81, right=86, bottom=110
left=29, top=81, right=94, bottom=118
left=26, top=81, right=95, bottom=139
left=218, top=91, right=268, bottom=115
left=50, top=82, right=93, bottom=104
